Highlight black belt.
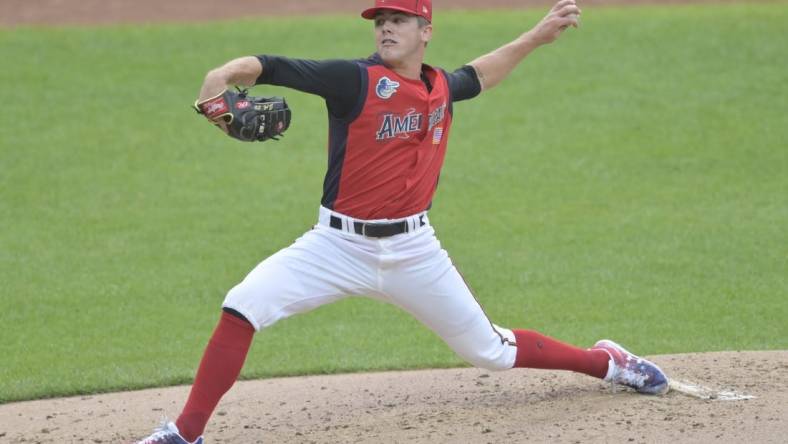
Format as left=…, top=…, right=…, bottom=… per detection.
left=329, top=214, right=425, bottom=238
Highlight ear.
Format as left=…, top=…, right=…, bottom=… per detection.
left=420, top=23, right=433, bottom=44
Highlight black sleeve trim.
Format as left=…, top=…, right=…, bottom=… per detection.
left=338, top=63, right=368, bottom=123
left=446, top=65, right=482, bottom=102
left=255, top=55, right=362, bottom=118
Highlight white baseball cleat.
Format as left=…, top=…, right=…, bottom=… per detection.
left=136, top=420, right=204, bottom=444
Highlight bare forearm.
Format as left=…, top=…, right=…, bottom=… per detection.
left=468, top=31, right=540, bottom=91
left=198, top=56, right=263, bottom=101
left=468, top=0, right=580, bottom=91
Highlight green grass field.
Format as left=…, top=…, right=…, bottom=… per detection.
left=1, top=3, right=786, bottom=403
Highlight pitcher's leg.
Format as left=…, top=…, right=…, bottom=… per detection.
left=173, top=227, right=376, bottom=441
left=512, top=329, right=608, bottom=377
left=382, top=229, right=609, bottom=375
left=381, top=232, right=518, bottom=370
left=223, top=227, right=377, bottom=330
left=389, top=262, right=609, bottom=375
left=176, top=310, right=254, bottom=442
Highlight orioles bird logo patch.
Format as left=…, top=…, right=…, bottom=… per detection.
left=376, top=76, right=400, bottom=99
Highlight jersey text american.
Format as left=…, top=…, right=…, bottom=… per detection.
left=376, top=109, right=423, bottom=140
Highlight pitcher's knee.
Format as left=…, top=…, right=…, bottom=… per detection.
left=445, top=322, right=518, bottom=371
left=223, top=282, right=253, bottom=308
left=222, top=283, right=266, bottom=331
left=452, top=331, right=517, bottom=371
left=462, top=350, right=514, bottom=371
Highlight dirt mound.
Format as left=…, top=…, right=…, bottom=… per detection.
left=1, top=351, right=786, bottom=443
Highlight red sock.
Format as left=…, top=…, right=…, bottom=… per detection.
left=176, top=311, right=255, bottom=442
left=512, top=329, right=609, bottom=379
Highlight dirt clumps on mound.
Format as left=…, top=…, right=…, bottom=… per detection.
left=0, top=351, right=786, bottom=443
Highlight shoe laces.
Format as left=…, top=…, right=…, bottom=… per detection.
left=138, top=422, right=178, bottom=444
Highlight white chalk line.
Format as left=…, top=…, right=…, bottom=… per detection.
left=668, top=379, right=755, bottom=401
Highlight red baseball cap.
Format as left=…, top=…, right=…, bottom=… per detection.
left=361, top=0, right=432, bottom=23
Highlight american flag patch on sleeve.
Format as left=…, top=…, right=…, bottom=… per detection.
left=432, top=127, right=444, bottom=144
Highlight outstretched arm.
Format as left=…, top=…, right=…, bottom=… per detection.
left=468, top=0, right=580, bottom=91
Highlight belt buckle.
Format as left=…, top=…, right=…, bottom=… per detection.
left=361, top=222, right=382, bottom=237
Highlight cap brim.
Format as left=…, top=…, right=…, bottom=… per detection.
left=361, top=6, right=420, bottom=20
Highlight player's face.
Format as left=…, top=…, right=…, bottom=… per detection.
left=374, top=10, right=432, bottom=65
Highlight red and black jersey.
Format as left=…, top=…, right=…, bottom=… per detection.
left=256, top=53, right=481, bottom=220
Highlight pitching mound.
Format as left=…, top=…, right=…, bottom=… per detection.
left=1, top=351, right=786, bottom=443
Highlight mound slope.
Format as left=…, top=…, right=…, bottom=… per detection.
left=1, top=351, right=786, bottom=443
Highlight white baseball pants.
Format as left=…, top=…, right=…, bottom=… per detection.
left=223, top=206, right=518, bottom=371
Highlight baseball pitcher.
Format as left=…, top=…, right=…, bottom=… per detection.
left=138, top=1, right=668, bottom=442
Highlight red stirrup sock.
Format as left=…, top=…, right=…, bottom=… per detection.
left=512, top=329, right=609, bottom=379
left=176, top=311, right=255, bottom=442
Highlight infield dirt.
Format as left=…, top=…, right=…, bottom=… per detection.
left=1, top=352, right=786, bottom=443
left=1, top=1, right=785, bottom=443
